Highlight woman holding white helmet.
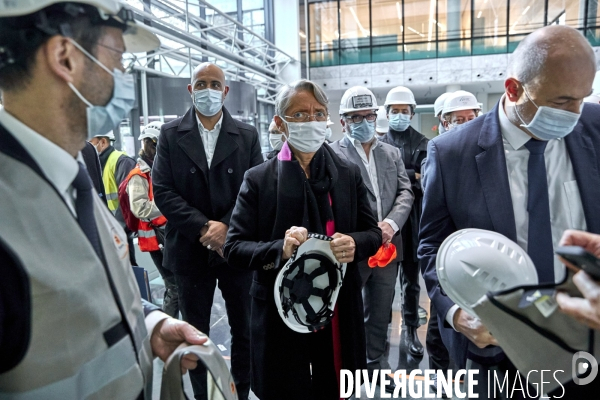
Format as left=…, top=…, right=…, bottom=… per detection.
left=224, top=79, right=381, bottom=400
left=380, top=86, right=428, bottom=358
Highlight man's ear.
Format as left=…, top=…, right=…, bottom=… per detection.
left=187, top=83, right=193, bottom=96
left=44, top=36, right=81, bottom=84
left=443, top=120, right=450, bottom=129
left=274, top=115, right=286, bottom=133
left=505, top=77, right=521, bottom=103
left=222, top=85, right=229, bottom=98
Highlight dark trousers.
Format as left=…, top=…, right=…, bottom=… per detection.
left=426, top=302, right=451, bottom=371
left=399, top=223, right=420, bottom=327
left=174, top=262, right=252, bottom=400
left=148, top=250, right=179, bottom=318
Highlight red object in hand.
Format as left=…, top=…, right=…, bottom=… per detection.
left=368, top=243, right=397, bottom=268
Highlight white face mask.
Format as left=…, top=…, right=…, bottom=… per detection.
left=269, top=133, right=284, bottom=151
left=516, top=87, right=582, bottom=140
left=283, top=120, right=328, bottom=153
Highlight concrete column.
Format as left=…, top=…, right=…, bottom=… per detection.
left=273, top=0, right=302, bottom=83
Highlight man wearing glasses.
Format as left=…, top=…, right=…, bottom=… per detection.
left=331, top=86, right=414, bottom=393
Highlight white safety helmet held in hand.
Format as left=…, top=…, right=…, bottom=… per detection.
left=93, top=131, right=115, bottom=141
left=375, top=106, right=388, bottom=134
left=339, top=86, right=378, bottom=115
left=436, top=229, right=539, bottom=317
left=139, top=121, right=162, bottom=141
left=0, top=0, right=160, bottom=53
left=434, top=92, right=452, bottom=117
left=384, top=86, right=416, bottom=108
left=274, top=234, right=347, bottom=333
left=442, top=90, right=481, bottom=117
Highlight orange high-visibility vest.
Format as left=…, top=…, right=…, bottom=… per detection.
left=125, top=167, right=167, bottom=252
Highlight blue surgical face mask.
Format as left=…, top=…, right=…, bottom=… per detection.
left=348, top=119, right=375, bottom=143
left=389, top=113, right=411, bottom=132
left=283, top=120, right=328, bottom=153
left=269, top=133, right=284, bottom=151
left=192, top=88, right=224, bottom=117
left=67, top=39, right=135, bottom=140
left=438, top=122, right=447, bottom=134
left=325, top=127, right=333, bottom=140
left=516, top=87, right=582, bottom=140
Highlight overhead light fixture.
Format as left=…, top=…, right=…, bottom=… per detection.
left=522, top=6, right=530, bottom=15
left=299, top=30, right=306, bottom=38
left=477, top=11, right=482, bottom=18
left=396, top=1, right=401, bottom=20
left=407, top=27, right=424, bottom=37
left=427, top=0, right=435, bottom=49
left=349, top=6, right=369, bottom=37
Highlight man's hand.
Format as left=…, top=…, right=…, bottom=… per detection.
left=557, top=271, right=600, bottom=331
left=330, top=233, right=356, bottom=263
left=559, top=230, right=600, bottom=271
left=415, top=173, right=421, bottom=180
left=378, top=221, right=394, bottom=244
left=453, top=308, right=499, bottom=348
left=199, top=221, right=228, bottom=251
left=283, top=226, right=308, bottom=260
left=150, top=318, right=207, bottom=373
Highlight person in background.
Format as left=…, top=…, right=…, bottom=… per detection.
left=440, top=90, right=481, bottom=132
left=419, top=25, right=600, bottom=398
left=325, top=116, right=334, bottom=143
left=331, top=85, right=414, bottom=393
left=89, top=131, right=138, bottom=266
left=266, top=119, right=284, bottom=160
left=0, top=1, right=205, bottom=397
left=380, top=86, right=427, bottom=358
left=375, top=105, right=388, bottom=138
left=434, top=92, right=452, bottom=135
left=224, top=79, right=381, bottom=400
left=124, top=122, right=179, bottom=318
left=153, top=62, right=263, bottom=400
left=81, top=141, right=107, bottom=205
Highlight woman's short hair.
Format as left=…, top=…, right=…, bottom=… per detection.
left=275, top=80, right=329, bottom=117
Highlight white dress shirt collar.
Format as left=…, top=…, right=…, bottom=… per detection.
left=195, top=111, right=223, bottom=133
left=0, top=108, right=79, bottom=201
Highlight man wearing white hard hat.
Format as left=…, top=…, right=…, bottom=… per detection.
left=380, top=86, right=428, bottom=358
left=122, top=122, right=179, bottom=318
left=419, top=25, right=600, bottom=398
left=0, top=1, right=206, bottom=398
left=433, top=92, right=452, bottom=134
left=441, top=90, right=481, bottom=132
left=332, top=86, right=414, bottom=393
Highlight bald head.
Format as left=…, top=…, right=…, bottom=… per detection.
left=190, top=62, right=225, bottom=84
left=508, top=26, right=596, bottom=89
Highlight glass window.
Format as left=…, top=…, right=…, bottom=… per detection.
left=438, top=0, right=471, bottom=41
left=206, top=0, right=238, bottom=14
left=548, top=0, right=584, bottom=28
left=371, top=0, right=404, bottom=61
left=472, top=0, right=507, bottom=54
left=339, top=0, right=371, bottom=64
left=309, top=1, right=339, bottom=52
left=243, top=0, right=264, bottom=10
left=587, top=0, right=600, bottom=28
left=508, top=0, right=545, bottom=35
left=404, top=0, right=437, bottom=45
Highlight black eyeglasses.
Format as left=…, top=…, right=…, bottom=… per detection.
left=345, top=113, right=377, bottom=124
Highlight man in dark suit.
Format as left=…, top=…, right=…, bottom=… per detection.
left=419, top=25, right=600, bottom=398
left=153, top=63, right=263, bottom=400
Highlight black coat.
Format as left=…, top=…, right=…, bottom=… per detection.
left=224, top=145, right=381, bottom=398
left=152, top=106, right=263, bottom=273
left=81, top=141, right=107, bottom=206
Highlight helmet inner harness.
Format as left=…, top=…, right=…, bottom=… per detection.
left=277, top=234, right=345, bottom=333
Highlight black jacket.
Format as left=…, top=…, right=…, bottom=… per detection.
left=81, top=141, right=107, bottom=206
left=152, top=106, right=263, bottom=274
left=224, top=145, right=381, bottom=398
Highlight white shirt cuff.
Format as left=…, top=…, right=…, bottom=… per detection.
left=383, top=218, right=400, bottom=233
left=446, top=304, right=460, bottom=331
left=145, top=310, right=170, bottom=355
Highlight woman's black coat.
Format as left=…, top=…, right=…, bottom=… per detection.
left=224, top=145, right=381, bottom=399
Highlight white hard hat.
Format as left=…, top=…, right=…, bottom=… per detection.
left=0, top=1, right=160, bottom=53
left=376, top=106, right=388, bottom=133
left=139, top=121, right=162, bottom=141
left=442, top=90, right=481, bottom=117
left=93, top=131, right=115, bottom=140
left=274, top=234, right=347, bottom=333
left=339, top=86, right=378, bottom=115
left=434, top=92, right=452, bottom=117
left=584, top=94, right=600, bottom=104
left=436, top=229, right=539, bottom=317
left=384, top=86, right=416, bottom=108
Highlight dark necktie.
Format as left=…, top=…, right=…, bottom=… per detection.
left=524, top=139, right=554, bottom=283
left=72, top=162, right=104, bottom=259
